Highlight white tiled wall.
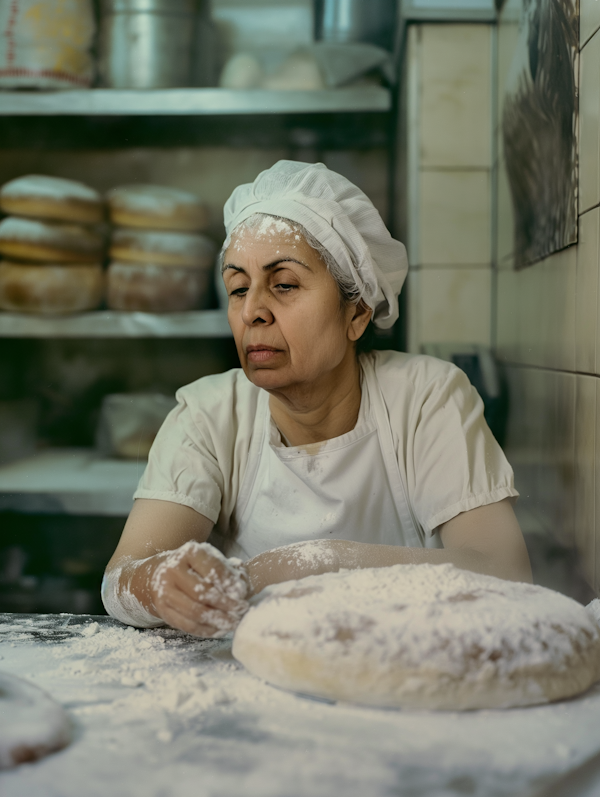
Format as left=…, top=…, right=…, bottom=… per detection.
left=406, top=24, right=493, bottom=352
left=496, top=0, right=600, bottom=592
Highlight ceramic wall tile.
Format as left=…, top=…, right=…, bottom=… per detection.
left=581, top=0, right=600, bottom=48
left=496, top=15, right=520, bottom=141
left=577, top=209, right=599, bottom=374
left=420, top=25, right=492, bottom=169
left=406, top=270, right=421, bottom=353
left=417, top=267, right=492, bottom=346
left=541, top=246, right=577, bottom=372
left=419, top=170, right=491, bottom=265
left=496, top=157, right=515, bottom=269
left=595, top=378, right=600, bottom=592
left=495, top=268, right=519, bottom=362
left=515, top=260, right=544, bottom=367
left=575, top=374, right=597, bottom=585
left=579, top=33, right=600, bottom=214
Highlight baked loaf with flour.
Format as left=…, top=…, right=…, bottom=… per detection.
left=0, top=217, right=104, bottom=263
left=0, top=262, right=104, bottom=315
left=109, top=229, right=215, bottom=268
left=107, top=185, right=209, bottom=232
left=233, top=563, right=600, bottom=711
left=107, top=261, right=211, bottom=313
left=0, top=175, right=104, bottom=225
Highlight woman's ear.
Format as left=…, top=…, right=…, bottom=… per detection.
left=348, top=300, right=372, bottom=342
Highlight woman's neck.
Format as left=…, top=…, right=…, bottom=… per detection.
left=268, top=355, right=363, bottom=447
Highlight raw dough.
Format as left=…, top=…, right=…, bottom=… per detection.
left=107, top=184, right=209, bottom=232
left=107, top=261, right=211, bottom=313
left=109, top=229, right=215, bottom=268
left=0, top=217, right=104, bottom=263
left=0, top=261, right=104, bottom=315
left=0, top=671, right=70, bottom=768
left=233, top=563, right=600, bottom=711
left=0, top=175, right=103, bottom=225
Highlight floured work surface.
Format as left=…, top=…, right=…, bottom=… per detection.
left=2, top=613, right=600, bottom=797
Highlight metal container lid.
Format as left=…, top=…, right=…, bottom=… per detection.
left=100, top=0, right=197, bottom=13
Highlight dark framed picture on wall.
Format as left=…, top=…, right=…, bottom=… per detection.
left=500, top=0, right=579, bottom=268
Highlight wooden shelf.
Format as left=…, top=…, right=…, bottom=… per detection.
left=0, top=309, right=231, bottom=338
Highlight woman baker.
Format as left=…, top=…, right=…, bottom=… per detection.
left=102, top=161, right=532, bottom=637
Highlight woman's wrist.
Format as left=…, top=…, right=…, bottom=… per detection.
left=101, top=555, right=165, bottom=628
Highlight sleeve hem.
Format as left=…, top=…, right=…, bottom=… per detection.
left=423, top=486, right=520, bottom=536
left=132, top=490, right=220, bottom=524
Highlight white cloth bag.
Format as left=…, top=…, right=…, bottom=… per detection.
left=0, top=0, right=95, bottom=89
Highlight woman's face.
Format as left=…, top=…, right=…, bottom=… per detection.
left=223, top=220, right=365, bottom=395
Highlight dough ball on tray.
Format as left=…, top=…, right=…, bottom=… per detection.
left=107, top=184, right=209, bottom=232
left=233, top=563, right=600, bottom=711
left=0, top=175, right=104, bottom=226
left=0, top=261, right=104, bottom=315
left=0, top=217, right=104, bottom=264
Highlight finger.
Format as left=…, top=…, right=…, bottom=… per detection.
left=176, top=569, right=246, bottom=613
left=160, top=604, right=221, bottom=638
left=161, top=585, right=238, bottom=632
left=187, top=550, right=248, bottom=601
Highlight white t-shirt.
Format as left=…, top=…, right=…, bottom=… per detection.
left=134, top=351, right=518, bottom=556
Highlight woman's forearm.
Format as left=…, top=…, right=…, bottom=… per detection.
left=101, top=556, right=164, bottom=628
left=245, top=539, right=525, bottom=596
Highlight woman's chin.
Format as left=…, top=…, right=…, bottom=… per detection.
left=246, top=366, right=291, bottom=392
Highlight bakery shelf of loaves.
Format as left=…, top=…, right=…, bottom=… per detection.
left=0, top=175, right=219, bottom=320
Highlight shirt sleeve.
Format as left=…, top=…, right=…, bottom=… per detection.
left=133, top=387, right=225, bottom=523
left=409, top=364, right=518, bottom=536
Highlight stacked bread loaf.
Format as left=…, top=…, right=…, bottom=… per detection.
left=0, top=176, right=105, bottom=315
left=106, top=185, right=214, bottom=313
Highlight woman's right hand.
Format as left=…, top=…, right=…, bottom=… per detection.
left=145, top=541, right=249, bottom=637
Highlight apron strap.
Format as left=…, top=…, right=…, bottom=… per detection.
left=361, top=353, right=424, bottom=548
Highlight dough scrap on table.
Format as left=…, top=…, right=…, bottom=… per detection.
left=233, top=563, right=600, bottom=711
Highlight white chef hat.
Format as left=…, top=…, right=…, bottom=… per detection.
left=223, top=160, right=408, bottom=329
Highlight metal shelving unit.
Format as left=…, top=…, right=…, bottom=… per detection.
left=0, top=309, right=231, bottom=338
left=0, top=87, right=391, bottom=116
left=0, top=449, right=142, bottom=516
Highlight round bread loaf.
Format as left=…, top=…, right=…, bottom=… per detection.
left=0, top=261, right=104, bottom=315
left=0, top=175, right=103, bottom=225
left=233, top=562, right=600, bottom=711
left=0, top=217, right=104, bottom=263
left=107, top=261, right=211, bottom=313
left=107, top=184, right=209, bottom=232
left=110, top=229, right=215, bottom=268
left=0, top=672, right=71, bottom=769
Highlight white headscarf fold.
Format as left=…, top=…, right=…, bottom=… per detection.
left=223, top=160, right=408, bottom=329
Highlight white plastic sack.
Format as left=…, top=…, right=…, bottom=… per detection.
left=0, top=0, right=95, bottom=89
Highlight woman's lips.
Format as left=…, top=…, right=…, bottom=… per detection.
left=246, top=346, right=281, bottom=364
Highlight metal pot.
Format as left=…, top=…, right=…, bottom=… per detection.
left=314, top=0, right=395, bottom=51
left=98, top=0, right=198, bottom=89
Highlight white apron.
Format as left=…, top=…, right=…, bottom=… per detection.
left=228, top=357, right=424, bottom=561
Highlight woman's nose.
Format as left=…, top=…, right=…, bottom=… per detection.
left=241, top=286, right=273, bottom=326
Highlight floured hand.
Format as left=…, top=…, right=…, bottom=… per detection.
left=149, top=541, right=249, bottom=637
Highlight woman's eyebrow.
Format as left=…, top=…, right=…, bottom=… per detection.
left=223, top=258, right=312, bottom=274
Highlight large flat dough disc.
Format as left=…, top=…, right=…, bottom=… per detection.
left=233, top=564, right=600, bottom=711
left=0, top=672, right=71, bottom=768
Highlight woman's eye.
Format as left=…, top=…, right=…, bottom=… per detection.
left=275, top=284, right=297, bottom=292
left=229, top=287, right=248, bottom=297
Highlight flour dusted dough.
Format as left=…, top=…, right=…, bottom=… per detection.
left=110, top=229, right=215, bottom=268
left=0, top=217, right=104, bottom=263
left=0, top=672, right=70, bottom=768
left=107, top=261, right=210, bottom=313
left=0, top=175, right=104, bottom=225
left=0, top=261, right=104, bottom=315
left=107, top=184, right=209, bottom=232
left=233, top=564, right=600, bottom=710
